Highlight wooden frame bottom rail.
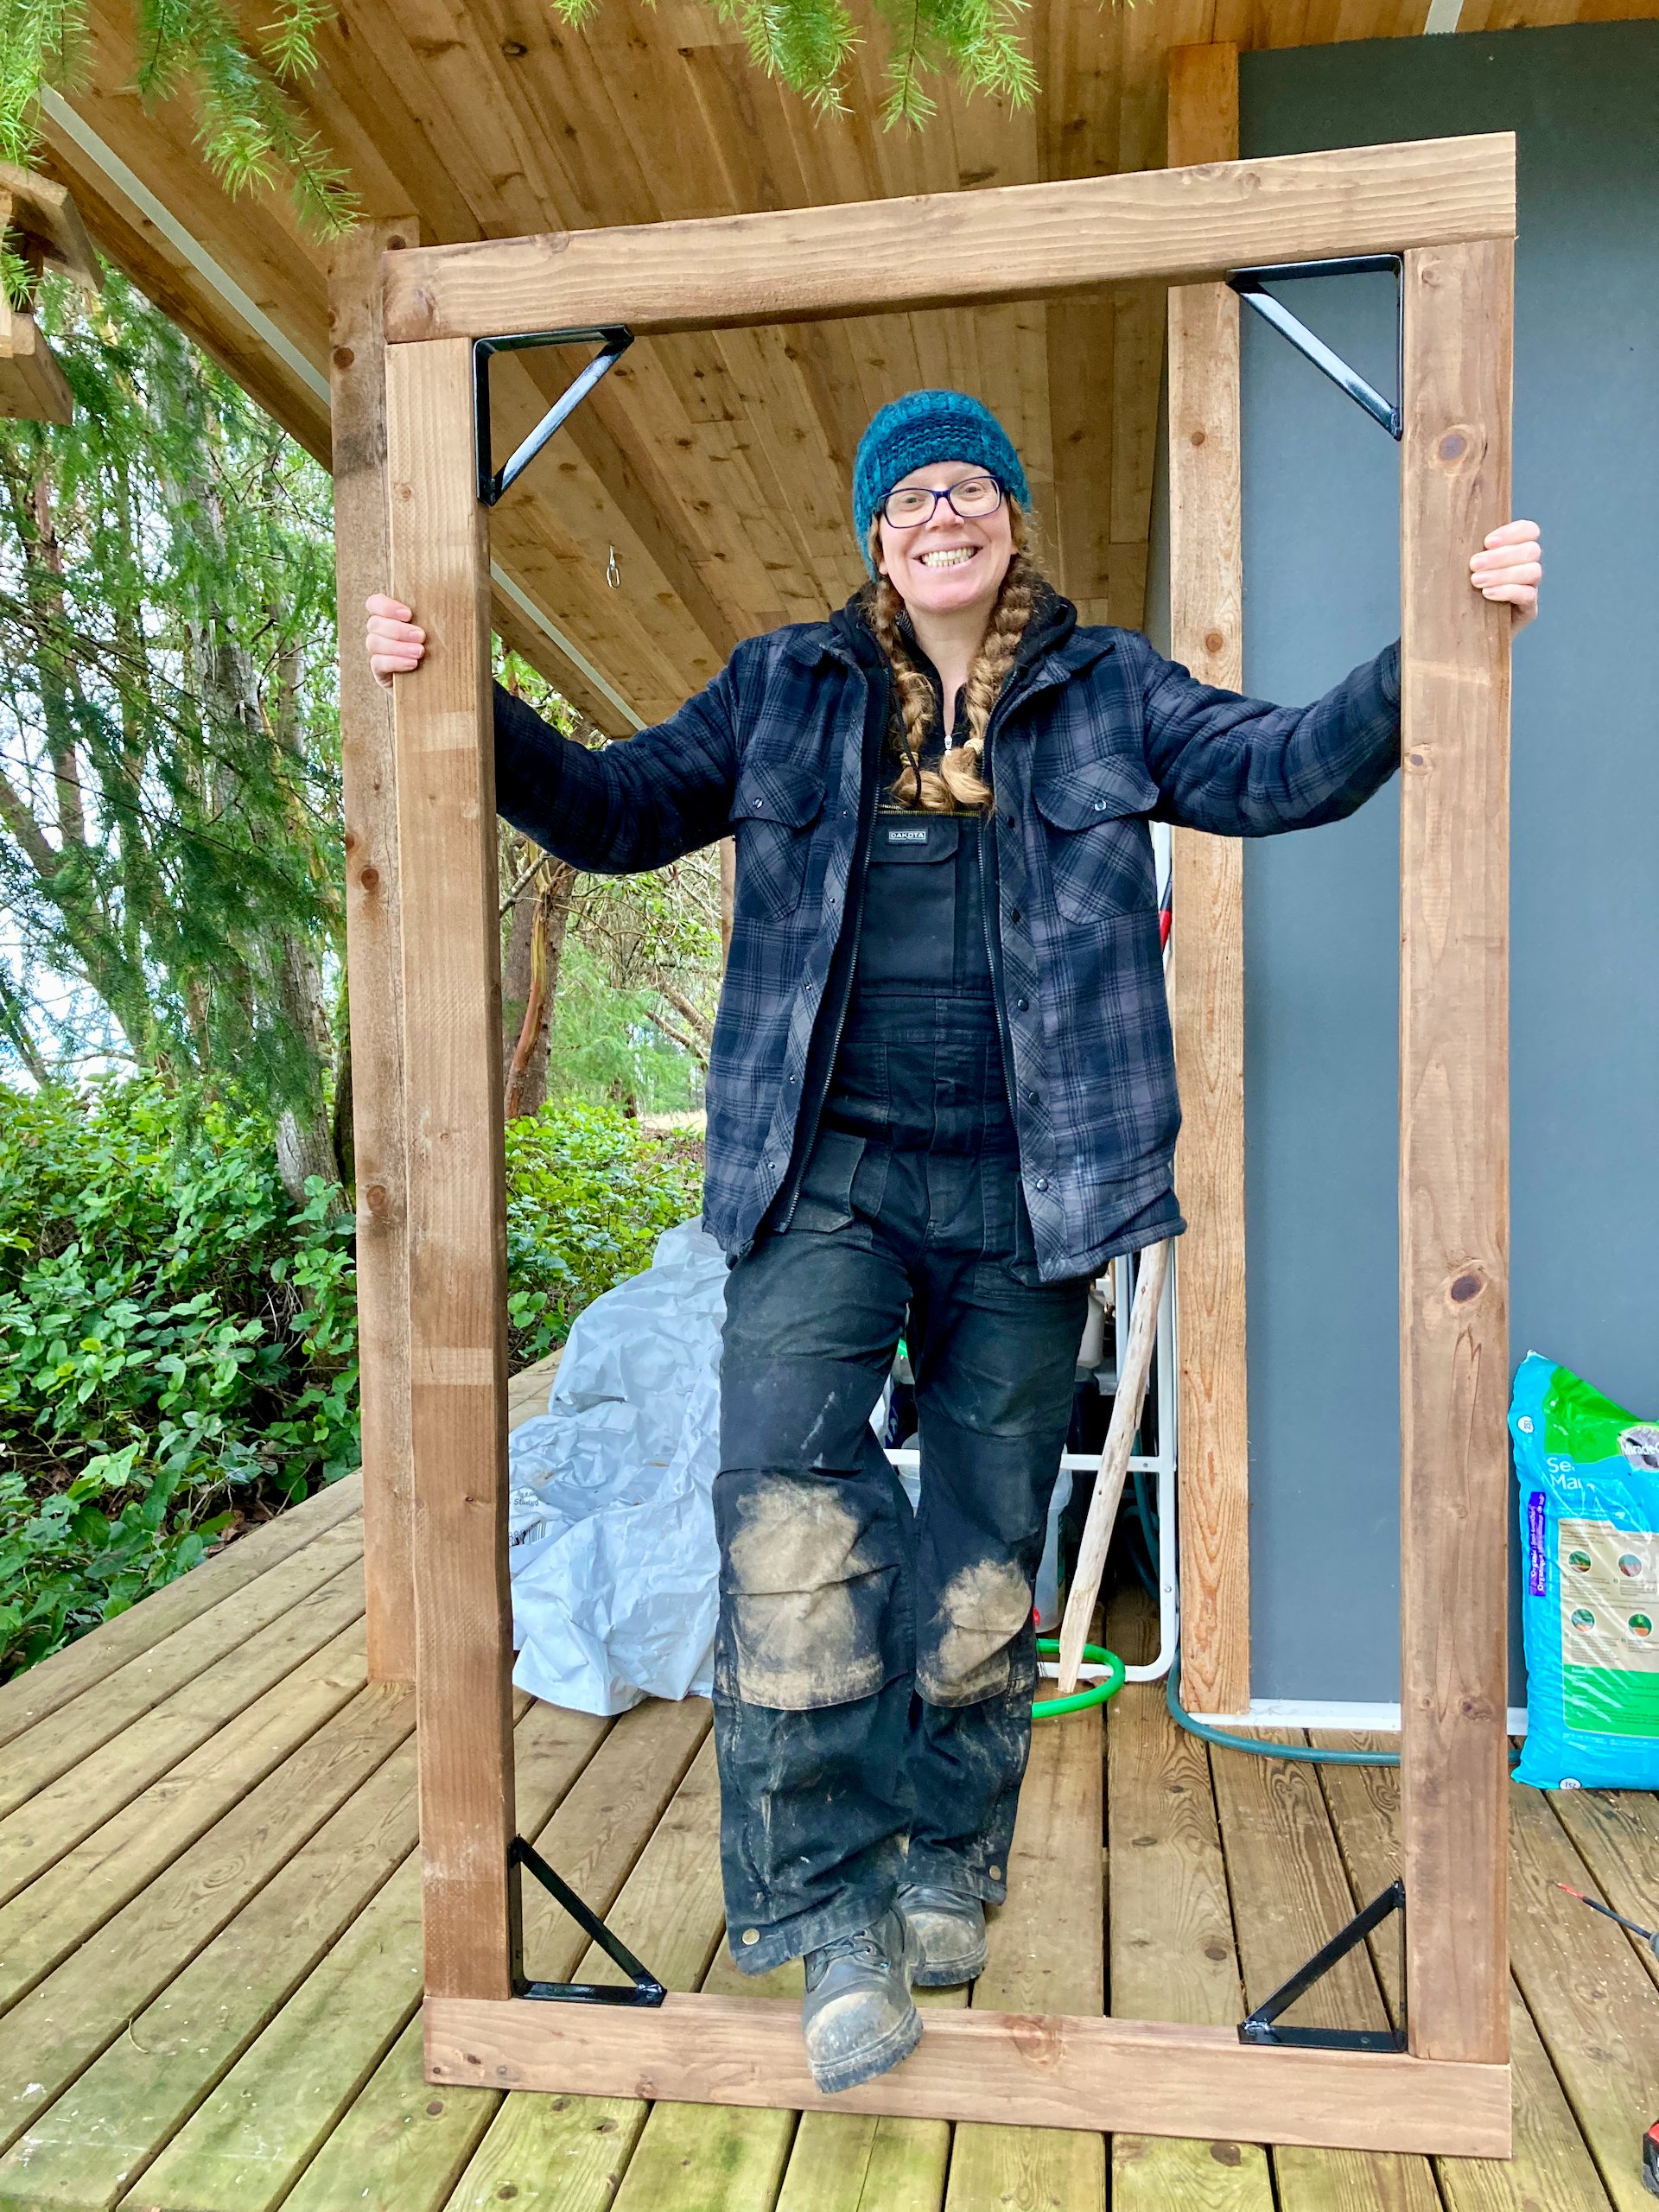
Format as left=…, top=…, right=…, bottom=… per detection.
left=426, top=1993, right=1512, bottom=2157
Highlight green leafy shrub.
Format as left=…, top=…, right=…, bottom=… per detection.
left=505, top=1101, right=706, bottom=1369
left=0, top=1078, right=705, bottom=1677
left=0, top=1077, right=358, bottom=1675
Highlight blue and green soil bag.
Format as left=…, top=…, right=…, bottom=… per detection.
left=1511, top=1352, right=1659, bottom=1789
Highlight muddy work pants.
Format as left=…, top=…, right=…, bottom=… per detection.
left=713, top=985, right=1091, bottom=1973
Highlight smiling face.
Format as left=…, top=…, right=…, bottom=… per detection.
left=874, top=460, right=1014, bottom=622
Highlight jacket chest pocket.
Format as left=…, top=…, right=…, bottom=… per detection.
left=729, top=754, right=829, bottom=923
left=1030, top=755, right=1160, bottom=925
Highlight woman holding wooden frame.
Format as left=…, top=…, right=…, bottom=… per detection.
left=357, top=134, right=1534, bottom=2149
left=368, top=380, right=1536, bottom=2099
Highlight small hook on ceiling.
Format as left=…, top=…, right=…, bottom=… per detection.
left=606, top=546, right=621, bottom=589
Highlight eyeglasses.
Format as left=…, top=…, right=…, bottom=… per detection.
left=880, top=474, right=1005, bottom=529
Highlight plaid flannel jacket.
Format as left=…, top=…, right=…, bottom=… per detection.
left=494, top=595, right=1401, bottom=1282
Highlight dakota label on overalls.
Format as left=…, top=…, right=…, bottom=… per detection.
left=874, top=817, right=958, bottom=862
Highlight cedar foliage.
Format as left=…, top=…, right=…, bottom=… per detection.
left=0, top=263, right=344, bottom=1172
left=2, top=0, right=1039, bottom=238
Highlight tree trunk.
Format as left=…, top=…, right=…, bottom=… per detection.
left=503, top=852, right=576, bottom=1120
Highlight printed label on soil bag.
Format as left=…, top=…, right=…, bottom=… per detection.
left=1557, top=1516, right=1659, bottom=1736
left=1511, top=1352, right=1659, bottom=1788
left=1528, top=1492, right=1548, bottom=1596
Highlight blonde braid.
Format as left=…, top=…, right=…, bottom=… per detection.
left=864, top=508, right=1046, bottom=814
left=867, top=570, right=937, bottom=810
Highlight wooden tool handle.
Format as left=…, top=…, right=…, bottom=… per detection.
left=1054, top=1239, right=1169, bottom=1695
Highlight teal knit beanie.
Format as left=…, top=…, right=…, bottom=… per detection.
left=852, top=390, right=1028, bottom=575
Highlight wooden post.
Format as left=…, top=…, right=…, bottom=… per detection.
left=327, top=218, right=419, bottom=1685
left=1398, top=238, right=1512, bottom=2066
left=386, top=332, right=517, bottom=1999
left=1166, top=44, right=1250, bottom=1716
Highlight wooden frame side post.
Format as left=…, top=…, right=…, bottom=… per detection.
left=327, top=218, right=419, bottom=1684
left=1166, top=44, right=1250, bottom=1716
left=386, top=332, right=517, bottom=1998
left=1398, top=240, right=1513, bottom=2065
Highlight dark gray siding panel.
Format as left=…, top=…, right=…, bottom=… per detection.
left=1237, top=25, right=1659, bottom=1703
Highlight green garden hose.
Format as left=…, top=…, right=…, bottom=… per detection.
left=1166, top=1652, right=1521, bottom=1769
left=1033, top=1637, right=1125, bottom=1719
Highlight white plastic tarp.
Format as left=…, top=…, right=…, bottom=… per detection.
left=507, top=1220, right=728, bottom=1714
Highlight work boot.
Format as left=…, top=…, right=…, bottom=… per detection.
left=896, top=1878, right=988, bottom=1987
left=801, top=1909, right=922, bottom=2094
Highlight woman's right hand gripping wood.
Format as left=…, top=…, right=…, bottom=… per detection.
left=365, top=594, right=426, bottom=690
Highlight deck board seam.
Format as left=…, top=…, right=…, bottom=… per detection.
left=0, top=1560, right=371, bottom=1876
left=0, top=1481, right=365, bottom=1748
left=0, top=1522, right=366, bottom=1780
left=0, top=1684, right=417, bottom=2168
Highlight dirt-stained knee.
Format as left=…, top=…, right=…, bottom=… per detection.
left=917, top=1556, right=1032, bottom=1706
left=724, top=1477, right=887, bottom=1710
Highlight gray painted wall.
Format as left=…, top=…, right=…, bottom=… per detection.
left=1230, top=24, right=1659, bottom=1703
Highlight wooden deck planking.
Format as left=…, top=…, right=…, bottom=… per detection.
left=280, top=1694, right=709, bottom=2212
left=944, top=1700, right=1107, bottom=2212
left=0, top=1621, right=370, bottom=2018
left=439, top=1731, right=729, bottom=2212
left=0, top=1680, right=412, bottom=2173
left=0, top=1565, right=365, bottom=1911
left=1318, top=1739, right=1617, bottom=2212
left=1503, top=1783, right=1659, bottom=2212
left=0, top=1478, right=364, bottom=1752
left=0, top=1471, right=1650, bottom=2209
left=0, top=1720, right=435, bottom=2207
left=127, top=1700, right=612, bottom=2212
left=1208, top=1734, right=1440, bottom=2212
left=1105, top=1591, right=1274, bottom=2212
left=0, top=1517, right=365, bottom=1821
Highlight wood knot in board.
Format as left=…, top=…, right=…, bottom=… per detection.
left=387, top=235, right=408, bottom=252
left=365, top=1183, right=389, bottom=1212
left=1205, top=630, right=1225, bottom=655
left=1211, top=2145, right=1243, bottom=2168
left=1190, top=429, right=1206, bottom=448
left=359, top=864, right=379, bottom=890
left=333, top=346, right=355, bottom=370
left=1407, top=752, right=1426, bottom=768
left=1008, top=2012, right=1065, bottom=2063
left=501, top=38, right=527, bottom=54
left=425, top=2100, right=444, bottom=2116
left=1449, top=1269, right=1484, bottom=1304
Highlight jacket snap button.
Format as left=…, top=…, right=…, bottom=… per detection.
left=1094, top=798, right=1108, bottom=810
left=752, top=797, right=764, bottom=810
left=741, top=1929, right=760, bottom=1946
left=1014, top=996, right=1029, bottom=1011
left=1033, top=1178, right=1049, bottom=1192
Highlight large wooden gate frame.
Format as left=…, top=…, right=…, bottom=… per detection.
left=380, top=131, right=1515, bottom=2157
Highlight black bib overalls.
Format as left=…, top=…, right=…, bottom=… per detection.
left=713, top=792, right=1092, bottom=1973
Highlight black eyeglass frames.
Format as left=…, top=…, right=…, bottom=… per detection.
left=879, top=475, right=1005, bottom=529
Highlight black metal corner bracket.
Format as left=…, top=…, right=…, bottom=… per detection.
left=1226, top=255, right=1402, bottom=442
left=508, top=1834, right=666, bottom=2005
left=1238, top=1878, right=1407, bottom=2053
left=474, top=326, right=634, bottom=506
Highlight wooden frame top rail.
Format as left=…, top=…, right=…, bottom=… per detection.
left=384, top=133, right=1516, bottom=344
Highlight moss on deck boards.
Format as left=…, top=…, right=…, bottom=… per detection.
left=0, top=1414, right=1649, bottom=2211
